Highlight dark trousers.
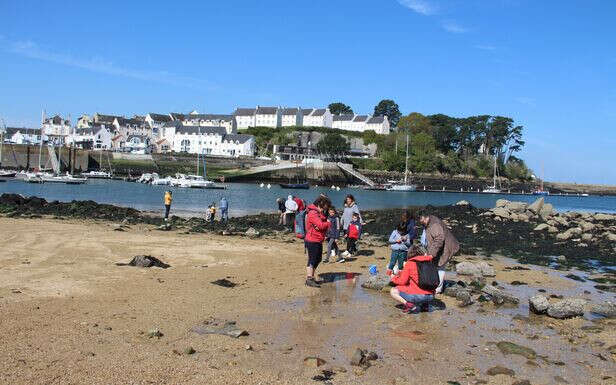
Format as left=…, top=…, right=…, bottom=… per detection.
left=346, top=238, right=358, bottom=255
left=164, top=204, right=171, bottom=219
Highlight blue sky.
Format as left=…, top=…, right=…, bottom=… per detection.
left=1, top=0, right=615, bottom=184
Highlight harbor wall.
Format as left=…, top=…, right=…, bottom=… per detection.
left=0, top=144, right=90, bottom=172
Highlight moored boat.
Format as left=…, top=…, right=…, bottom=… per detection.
left=279, top=182, right=310, bottom=189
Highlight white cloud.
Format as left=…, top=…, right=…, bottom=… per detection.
left=397, top=0, right=436, bottom=15
left=3, top=39, right=215, bottom=90
left=441, top=21, right=468, bottom=34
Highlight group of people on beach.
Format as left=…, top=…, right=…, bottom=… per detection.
left=163, top=191, right=228, bottom=223
left=288, top=193, right=460, bottom=313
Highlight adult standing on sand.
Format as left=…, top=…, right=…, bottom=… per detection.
left=163, top=191, right=172, bottom=221
left=418, top=210, right=460, bottom=294
left=219, top=197, right=228, bottom=222
left=341, top=194, right=362, bottom=257
left=304, top=195, right=332, bottom=288
left=276, top=198, right=286, bottom=225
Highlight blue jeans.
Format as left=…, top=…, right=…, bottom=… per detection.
left=388, top=250, right=407, bottom=271
left=399, top=292, right=434, bottom=305
left=220, top=208, right=228, bottom=221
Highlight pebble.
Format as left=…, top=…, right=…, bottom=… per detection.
left=486, top=366, right=515, bottom=376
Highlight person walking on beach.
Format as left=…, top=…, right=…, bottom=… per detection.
left=277, top=198, right=286, bottom=225
left=418, top=210, right=460, bottom=294
left=284, top=195, right=298, bottom=228
left=219, top=197, right=228, bottom=222
left=304, top=195, right=332, bottom=288
left=387, top=221, right=411, bottom=276
left=324, top=206, right=341, bottom=263
left=163, top=191, right=173, bottom=221
left=341, top=194, right=362, bottom=257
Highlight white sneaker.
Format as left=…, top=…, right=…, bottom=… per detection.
left=330, top=250, right=337, bottom=258
left=341, top=251, right=350, bottom=258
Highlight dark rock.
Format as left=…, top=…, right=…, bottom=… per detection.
left=486, top=366, right=515, bottom=376
left=147, top=329, right=163, bottom=338
left=510, top=280, right=527, bottom=286
left=565, top=274, right=586, bottom=282
left=304, top=356, right=326, bottom=368
left=116, top=255, right=170, bottom=269
left=481, top=285, right=519, bottom=305
left=191, top=319, right=248, bottom=338
left=456, top=290, right=474, bottom=307
left=496, top=341, right=536, bottom=359
left=183, top=346, right=196, bottom=355
left=350, top=348, right=365, bottom=366
left=211, top=279, right=237, bottom=288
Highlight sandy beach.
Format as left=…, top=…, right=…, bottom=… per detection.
left=0, top=216, right=614, bottom=385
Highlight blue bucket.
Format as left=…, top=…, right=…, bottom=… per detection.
left=368, top=264, right=378, bottom=276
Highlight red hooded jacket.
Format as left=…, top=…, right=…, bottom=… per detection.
left=304, top=204, right=331, bottom=243
left=390, top=254, right=435, bottom=295
left=293, top=197, right=305, bottom=212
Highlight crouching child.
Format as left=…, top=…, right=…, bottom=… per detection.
left=390, top=245, right=439, bottom=313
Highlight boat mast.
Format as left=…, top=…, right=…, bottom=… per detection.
left=39, top=109, right=45, bottom=171
left=0, top=117, right=5, bottom=168
left=404, top=132, right=409, bottom=185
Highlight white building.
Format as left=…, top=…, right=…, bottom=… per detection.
left=66, top=125, right=112, bottom=150
left=124, top=135, right=152, bottom=154
left=42, top=115, right=71, bottom=136
left=254, top=106, right=280, bottom=128
left=303, top=108, right=333, bottom=128
left=145, top=113, right=173, bottom=130
left=4, top=127, right=45, bottom=145
left=365, top=115, right=390, bottom=135
left=332, top=114, right=355, bottom=131
left=280, top=108, right=301, bottom=127
left=219, top=134, right=256, bottom=157
left=183, top=113, right=236, bottom=134
left=113, top=117, right=150, bottom=137
left=77, top=114, right=92, bottom=128
left=172, top=126, right=227, bottom=155
left=351, top=115, right=369, bottom=132
left=233, top=108, right=256, bottom=129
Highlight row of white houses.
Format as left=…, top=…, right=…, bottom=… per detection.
left=232, top=106, right=390, bottom=134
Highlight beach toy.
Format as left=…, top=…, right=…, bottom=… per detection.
left=368, top=264, right=378, bottom=276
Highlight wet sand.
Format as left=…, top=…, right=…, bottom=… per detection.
left=0, top=217, right=614, bottom=385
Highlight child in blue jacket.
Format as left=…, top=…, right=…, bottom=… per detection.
left=387, top=221, right=411, bottom=276
left=324, top=207, right=340, bottom=263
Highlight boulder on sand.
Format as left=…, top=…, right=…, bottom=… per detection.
left=455, top=262, right=482, bottom=276
left=534, top=223, right=549, bottom=231
left=529, top=294, right=549, bottom=314
left=361, top=275, right=390, bottom=291
left=477, top=261, right=496, bottom=277
left=539, top=203, right=554, bottom=220
left=546, top=298, right=586, bottom=319
left=481, top=285, right=519, bottom=305
left=492, top=207, right=511, bottom=219
left=527, top=197, right=544, bottom=214
left=495, top=199, right=510, bottom=208
left=505, top=201, right=528, bottom=213
left=590, top=302, right=616, bottom=318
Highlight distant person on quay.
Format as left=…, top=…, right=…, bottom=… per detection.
left=163, top=191, right=172, bottom=221
left=418, top=210, right=460, bottom=294
left=219, top=197, right=228, bottom=222
left=304, top=195, right=332, bottom=288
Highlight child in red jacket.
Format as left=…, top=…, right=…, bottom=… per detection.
left=344, top=212, right=362, bottom=257
left=390, top=246, right=435, bottom=313
left=304, top=195, right=332, bottom=288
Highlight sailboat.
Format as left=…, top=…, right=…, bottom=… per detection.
left=482, top=155, right=501, bottom=193
left=387, top=132, right=416, bottom=191
left=533, top=163, right=549, bottom=195
left=82, top=150, right=112, bottom=179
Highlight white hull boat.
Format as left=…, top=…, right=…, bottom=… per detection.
left=81, top=171, right=112, bottom=179
left=387, top=184, right=417, bottom=192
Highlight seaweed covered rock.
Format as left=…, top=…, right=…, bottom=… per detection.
left=546, top=298, right=586, bottom=319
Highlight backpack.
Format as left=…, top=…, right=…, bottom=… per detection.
left=416, top=261, right=440, bottom=291
left=295, top=209, right=306, bottom=239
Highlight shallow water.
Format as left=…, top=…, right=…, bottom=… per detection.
left=239, top=266, right=615, bottom=384
left=2, top=178, right=616, bottom=217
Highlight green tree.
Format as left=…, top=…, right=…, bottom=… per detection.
left=328, top=102, right=353, bottom=115
left=438, top=151, right=463, bottom=175
left=381, top=149, right=405, bottom=172
left=373, top=99, right=402, bottom=127
left=409, top=132, right=437, bottom=172
left=397, top=112, right=431, bottom=135
left=427, top=114, right=459, bottom=153
left=316, top=133, right=350, bottom=157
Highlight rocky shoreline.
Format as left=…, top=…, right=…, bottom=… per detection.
left=1, top=193, right=614, bottom=286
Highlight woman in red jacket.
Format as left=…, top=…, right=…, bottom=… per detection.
left=304, top=195, right=332, bottom=288
left=390, top=246, right=435, bottom=313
